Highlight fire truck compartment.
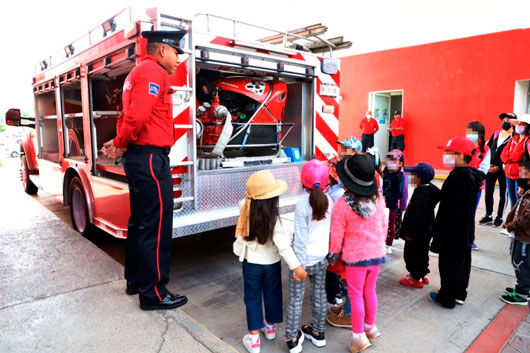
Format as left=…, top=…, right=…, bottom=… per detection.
left=171, top=161, right=304, bottom=237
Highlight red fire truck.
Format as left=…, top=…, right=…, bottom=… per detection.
left=6, top=7, right=345, bottom=238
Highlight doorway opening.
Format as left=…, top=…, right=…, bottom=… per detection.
left=514, top=80, right=530, bottom=116
left=368, top=90, right=403, bottom=160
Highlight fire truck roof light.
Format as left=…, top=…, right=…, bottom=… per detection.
left=64, top=44, right=75, bottom=58
left=40, top=60, right=48, bottom=71
left=102, top=17, right=116, bottom=37
left=124, top=22, right=138, bottom=39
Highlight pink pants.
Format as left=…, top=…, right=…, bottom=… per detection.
left=345, top=265, right=381, bottom=334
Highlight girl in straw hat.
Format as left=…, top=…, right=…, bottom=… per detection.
left=233, top=170, right=307, bottom=353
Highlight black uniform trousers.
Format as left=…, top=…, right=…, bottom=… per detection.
left=361, top=133, right=375, bottom=152
left=123, top=145, right=173, bottom=304
left=390, top=135, right=405, bottom=151
left=437, top=247, right=472, bottom=308
left=484, top=168, right=507, bottom=219
left=403, top=238, right=430, bottom=281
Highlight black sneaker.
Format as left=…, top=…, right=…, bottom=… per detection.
left=500, top=293, right=529, bottom=306
left=493, top=217, right=503, bottom=228
left=125, top=281, right=139, bottom=295
left=478, top=215, right=492, bottom=225
left=301, top=324, right=326, bottom=347
left=286, top=330, right=304, bottom=353
left=505, top=287, right=530, bottom=301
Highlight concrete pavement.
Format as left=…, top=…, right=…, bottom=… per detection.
left=0, top=157, right=528, bottom=353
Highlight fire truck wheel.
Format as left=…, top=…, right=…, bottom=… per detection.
left=69, top=176, right=92, bottom=235
left=21, top=155, right=38, bottom=195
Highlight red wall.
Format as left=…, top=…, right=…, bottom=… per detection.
left=339, top=28, right=530, bottom=170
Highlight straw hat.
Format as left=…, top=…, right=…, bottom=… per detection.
left=245, top=170, right=287, bottom=200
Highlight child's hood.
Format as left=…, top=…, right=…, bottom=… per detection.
left=418, top=183, right=441, bottom=208
left=452, top=166, right=484, bottom=191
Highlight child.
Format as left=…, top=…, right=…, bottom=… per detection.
left=429, top=137, right=484, bottom=309
left=395, top=151, right=409, bottom=242
left=329, top=154, right=388, bottom=353
left=399, top=163, right=441, bottom=288
left=325, top=137, right=361, bottom=308
left=233, top=170, right=307, bottom=353
left=501, top=161, right=530, bottom=305
left=383, top=149, right=405, bottom=254
left=466, top=121, right=490, bottom=250
left=286, top=160, right=332, bottom=352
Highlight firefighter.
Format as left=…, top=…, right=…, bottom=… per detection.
left=103, top=30, right=187, bottom=311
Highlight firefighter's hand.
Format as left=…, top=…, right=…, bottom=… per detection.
left=293, top=266, right=307, bottom=282
left=102, top=140, right=117, bottom=158
left=488, top=165, right=499, bottom=173
left=518, top=187, right=524, bottom=197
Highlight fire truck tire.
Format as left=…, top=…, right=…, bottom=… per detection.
left=69, top=176, right=92, bottom=235
left=21, top=155, right=38, bottom=195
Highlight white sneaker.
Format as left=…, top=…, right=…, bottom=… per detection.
left=243, top=334, right=260, bottom=353
left=500, top=228, right=510, bottom=235
left=386, top=246, right=392, bottom=254
left=261, top=323, right=276, bottom=340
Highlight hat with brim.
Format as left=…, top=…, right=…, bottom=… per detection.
left=142, top=30, right=186, bottom=54
left=245, top=170, right=287, bottom=200
left=437, top=136, right=476, bottom=157
left=516, top=114, right=530, bottom=125
left=336, top=154, right=377, bottom=196
left=499, top=112, right=517, bottom=120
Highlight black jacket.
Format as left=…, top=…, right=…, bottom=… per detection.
left=383, top=169, right=404, bottom=211
left=431, top=167, right=484, bottom=252
left=400, top=183, right=441, bottom=242
left=487, top=130, right=513, bottom=168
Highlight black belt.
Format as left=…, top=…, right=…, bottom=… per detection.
left=128, top=144, right=170, bottom=155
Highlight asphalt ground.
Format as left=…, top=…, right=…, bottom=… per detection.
left=0, top=157, right=526, bottom=352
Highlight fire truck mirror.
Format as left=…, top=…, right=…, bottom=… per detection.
left=5, top=109, right=21, bottom=126
left=5, top=108, right=35, bottom=128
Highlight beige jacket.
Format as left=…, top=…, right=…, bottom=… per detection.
left=233, top=219, right=301, bottom=270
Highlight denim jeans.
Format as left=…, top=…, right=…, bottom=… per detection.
left=242, top=260, right=283, bottom=331
left=506, top=177, right=519, bottom=210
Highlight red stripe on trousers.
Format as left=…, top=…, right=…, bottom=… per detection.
left=149, top=154, right=163, bottom=302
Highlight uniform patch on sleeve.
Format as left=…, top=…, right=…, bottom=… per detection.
left=149, top=82, right=160, bottom=96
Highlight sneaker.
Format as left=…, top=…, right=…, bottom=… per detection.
left=455, top=299, right=465, bottom=305
left=478, top=215, right=492, bottom=225
left=493, top=217, right=503, bottom=228
left=399, top=276, right=423, bottom=288
left=471, top=243, right=479, bottom=251
left=286, top=330, right=304, bottom=353
left=500, top=293, right=529, bottom=306
left=364, top=325, right=381, bottom=339
left=500, top=228, right=510, bottom=235
left=302, top=324, right=326, bottom=347
left=422, top=277, right=430, bottom=285
left=243, top=334, right=260, bottom=353
left=261, top=323, right=275, bottom=340
left=348, top=333, right=371, bottom=353
left=329, top=302, right=345, bottom=315
left=326, top=310, right=352, bottom=328
left=505, top=287, right=530, bottom=301
left=386, top=246, right=392, bottom=254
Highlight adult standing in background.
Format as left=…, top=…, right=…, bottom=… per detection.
left=360, top=110, right=379, bottom=152
left=478, top=112, right=515, bottom=228
left=388, top=111, right=405, bottom=151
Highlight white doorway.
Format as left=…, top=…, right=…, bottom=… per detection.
left=369, top=90, right=403, bottom=160
left=514, top=80, right=530, bottom=116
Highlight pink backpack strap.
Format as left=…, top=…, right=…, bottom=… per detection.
left=493, top=130, right=500, bottom=140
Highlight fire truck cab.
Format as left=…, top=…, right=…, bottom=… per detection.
left=6, top=8, right=344, bottom=238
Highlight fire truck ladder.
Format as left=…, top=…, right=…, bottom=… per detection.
left=155, top=12, right=199, bottom=210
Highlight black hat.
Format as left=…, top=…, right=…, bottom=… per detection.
left=336, top=154, right=377, bottom=196
left=394, top=110, right=401, bottom=115
left=141, top=30, right=186, bottom=54
left=499, top=112, right=517, bottom=120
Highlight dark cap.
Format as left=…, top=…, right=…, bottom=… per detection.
left=394, top=110, right=401, bottom=115
left=141, top=30, right=186, bottom=54
left=404, top=163, right=435, bottom=183
left=499, top=112, right=517, bottom=120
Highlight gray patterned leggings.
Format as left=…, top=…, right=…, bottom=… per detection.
left=285, top=258, right=328, bottom=339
